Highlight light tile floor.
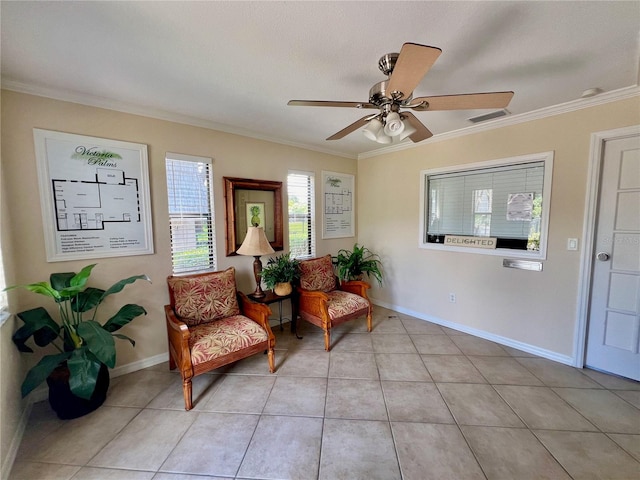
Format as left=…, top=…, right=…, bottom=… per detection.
left=10, top=307, right=640, bottom=479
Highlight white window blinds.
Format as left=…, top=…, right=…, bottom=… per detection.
left=427, top=161, right=544, bottom=243
left=288, top=171, right=315, bottom=259
left=166, top=153, right=216, bottom=274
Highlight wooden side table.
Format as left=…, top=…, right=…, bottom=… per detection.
left=248, top=290, right=301, bottom=338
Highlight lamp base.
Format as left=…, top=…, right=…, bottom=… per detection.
left=251, top=255, right=266, bottom=298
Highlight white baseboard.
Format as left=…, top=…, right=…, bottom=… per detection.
left=111, top=352, right=169, bottom=377
left=371, top=298, right=574, bottom=366
left=1, top=401, right=33, bottom=480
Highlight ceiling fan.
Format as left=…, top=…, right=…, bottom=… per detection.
left=288, top=42, right=514, bottom=144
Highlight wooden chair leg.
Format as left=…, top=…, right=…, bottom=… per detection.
left=366, top=311, right=373, bottom=332
left=268, top=348, right=275, bottom=373
left=168, top=352, right=176, bottom=370
left=324, top=328, right=331, bottom=351
left=182, top=377, right=193, bottom=411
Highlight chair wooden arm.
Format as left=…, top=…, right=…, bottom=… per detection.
left=238, top=292, right=273, bottom=332
left=164, top=304, right=192, bottom=374
left=338, top=280, right=371, bottom=300
left=296, top=287, right=331, bottom=319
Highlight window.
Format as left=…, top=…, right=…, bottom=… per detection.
left=420, top=151, right=553, bottom=258
left=166, top=153, right=216, bottom=274
left=288, top=171, right=315, bottom=259
left=473, top=189, right=493, bottom=236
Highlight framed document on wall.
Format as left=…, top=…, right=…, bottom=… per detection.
left=322, top=171, right=355, bottom=239
left=33, top=129, right=154, bottom=262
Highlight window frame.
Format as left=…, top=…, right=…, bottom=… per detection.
left=165, top=152, right=216, bottom=274
left=287, top=170, right=316, bottom=259
left=419, top=151, right=554, bottom=259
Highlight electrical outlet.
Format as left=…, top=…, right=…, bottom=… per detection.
left=449, top=293, right=456, bottom=303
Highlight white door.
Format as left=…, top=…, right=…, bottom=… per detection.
left=585, top=134, right=640, bottom=380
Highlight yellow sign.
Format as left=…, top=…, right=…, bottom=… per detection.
left=444, top=235, right=497, bottom=249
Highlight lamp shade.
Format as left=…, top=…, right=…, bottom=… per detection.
left=375, top=132, right=392, bottom=144
left=363, top=118, right=384, bottom=141
left=398, top=120, right=417, bottom=141
left=383, top=112, right=405, bottom=137
left=236, top=226, right=275, bottom=256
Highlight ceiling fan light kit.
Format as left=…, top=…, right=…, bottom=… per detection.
left=288, top=42, right=514, bottom=145
left=383, top=111, right=405, bottom=136
left=398, top=120, right=417, bottom=141
left=363, top=118, right=384, bottom=141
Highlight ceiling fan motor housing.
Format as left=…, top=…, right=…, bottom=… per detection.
left=369, top=80, right=413, bottom=107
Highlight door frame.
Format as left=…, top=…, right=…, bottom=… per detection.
left=574, top=124, right=640, bottom=368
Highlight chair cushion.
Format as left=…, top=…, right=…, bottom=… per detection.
left=188, top=314, right=268, bottom=366
left=168, top=267, right=240, bottom=326
left=327, top=290, right=370, bottom=319
left=299, top=255, right=336, bottom=292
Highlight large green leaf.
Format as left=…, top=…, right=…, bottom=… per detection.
left=21, top=352, right=71, bottom=398
left=67, top=349, right=101, bottom=400
left=56, top=264, right=97, bottom=298
left=102, top=304, right=147, bottom=333
left=50, top=272, right=75, bottom=293
left=12, top=307, right=61, bottom=352
left=72, top=287, right=104, bottom=313
left=70, top=264, right=97, bottom=288
left=100, top=275, right=151, bottom=302
left=77, top=321, right=115, bottom=367
left=113, top=333, right=135, bottom=347
left=4, top=281, right=60, bottom=300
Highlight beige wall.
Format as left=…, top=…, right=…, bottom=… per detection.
left=1, top=96, right=25, bottom=477
left=2, top=88, right=639, bottom=474
left=0, top=90, right=357, bottom=472
left=358, top=97, right=640, bottom=358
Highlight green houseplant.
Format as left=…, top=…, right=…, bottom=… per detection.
left=261, top=252, right=300, bottom=296
left=7, top=264, right=150, bottom=418
left=332, top=243, right=383, bottom=286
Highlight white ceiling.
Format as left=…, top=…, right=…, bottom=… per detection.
left=2, top=1, right=639, bottom=158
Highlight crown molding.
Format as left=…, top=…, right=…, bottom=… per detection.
left=358, top=85, right=640, bottom=159
left=3, top=78, right=636, bottom=162
left=0, top=78, right=357, bottom=160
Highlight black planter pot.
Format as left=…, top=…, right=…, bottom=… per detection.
left=46, top=363, right=110, bottom=420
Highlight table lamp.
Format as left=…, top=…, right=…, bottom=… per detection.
left=236, top=226, right=274, bottom=298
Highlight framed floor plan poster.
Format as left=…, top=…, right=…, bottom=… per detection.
left=33, top=129, right=154, bottom=262
left=322, top=171, right=355, bottom=239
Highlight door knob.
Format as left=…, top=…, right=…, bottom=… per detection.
left=596, top=252, right=610, bottom=261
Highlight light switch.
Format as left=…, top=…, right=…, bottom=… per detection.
left=567, top=238, right=578, bottom=251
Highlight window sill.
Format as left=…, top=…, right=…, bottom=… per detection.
left=0, top=309, right=12, bottom=328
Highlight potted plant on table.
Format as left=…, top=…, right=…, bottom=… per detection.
left=332, top=243, right=384, bottom=286
left=261, top=252, right=300, bottom=296
left=7, top=264, right=150, bottom=419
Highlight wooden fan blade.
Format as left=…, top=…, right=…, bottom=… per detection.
left=326, top=116, right=371, bottom=140
left=386, top=43, right=442, bottom=101
left=411, top=91, right=514, bottom=111
left=288, top=100, right=377, bottom=109
left=402, top=112, right=433, bottom=142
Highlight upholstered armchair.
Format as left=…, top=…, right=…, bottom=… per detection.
left=296, top=255, right=372, bottom=351
left=165, top=267, right=275, bottom=410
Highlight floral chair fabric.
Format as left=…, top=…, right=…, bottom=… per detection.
left=165, top=267, right=275, bottom=410
left=297, top=256, right=373, bottom=351
left=167, top=267, right=240, bottom=326
left=189, top=315, right=268, bottom=366
left=326, top=290, right=370, bottom=319
left=298, top=255, right=337, bottom=292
